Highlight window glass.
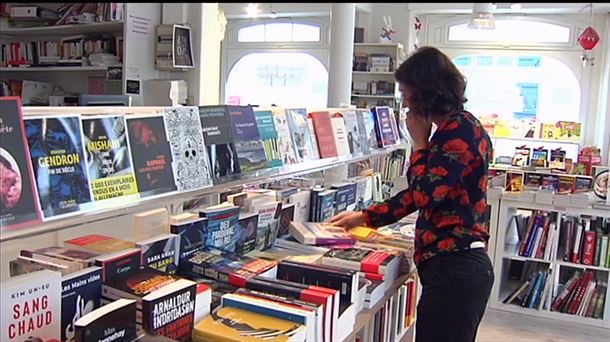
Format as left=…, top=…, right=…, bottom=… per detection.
left=265, top=23, right=293, bottom=42
left=449, top=19, right=570, bottom=43
left=237, top=23, right=321, bottom=43
left=237, top=24, right=265, bottom=42
left=454, top=54, right=580, bottom=122
left=226, top=52, right=328, bottom=108
left=292, top=23, right=321, bottom=42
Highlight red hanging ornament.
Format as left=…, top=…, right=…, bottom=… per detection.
left=578, top=26, right=600, bottom=51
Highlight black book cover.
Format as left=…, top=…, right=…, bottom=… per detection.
left=170, top=217, right=208, bottom=264
left=74, top=298, right=138, bottom=342
left=141, top=279, right=197, bottom=341
left=137, top=234, right=180, bottom=274
left=0, top=97, right=42, bottom=229
left=236, top=213, right=258, bottom=255
left=198, top=105, right=241, bottom=181
left=62, top=267, right=103, bottom=342
left=81, top=115, right=138, bottom=201
left=126, top=115, right=177, bottom=197
left=277, top=202, right=295, bottom=238
left=95, top=248, right=141, bottom=282
left=277, top=260, right=356, bottom=307
left=228, top=105, right=269, bottom=173
left=25, top=115, right=92, bottom=217
left=331, top=183, right=352, bottom=213
left=103, top=267, right=180, bottom=299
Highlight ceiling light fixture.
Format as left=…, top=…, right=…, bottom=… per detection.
left=269, top=10, right=278, bottom=19
left=468, top=3, right=495, bottom=30
left=510, top=3, right=522, bottom=10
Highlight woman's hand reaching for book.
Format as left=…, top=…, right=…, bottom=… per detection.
left=328, top=211, right=366, bottom=230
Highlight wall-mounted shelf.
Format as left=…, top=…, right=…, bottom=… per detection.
left=351, top=94, right=396, bottom=99
left=0, top=66, right=109, bottom=72
left=352, top=71, right=395, bottom=75
left=0, top=21, right=123, bottom=36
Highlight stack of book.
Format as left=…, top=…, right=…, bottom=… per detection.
left=557, top=215, right=610, bottom=267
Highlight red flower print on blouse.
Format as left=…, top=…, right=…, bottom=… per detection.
left=438, top=215, right=463, bottom=228
left=430, top=166, right=448, bottom=177
left=440, top=120, right=460, bottom=131
left=432, top=185, right=452, bottom=200
left=413, top=190, right=430, bottom=207
left=474, top=199, right=487, bottom=215
left=442, top=138, right=469, bottom=154
left=422, top=230, right=437, bottom=245
left=411, top=164, right=426, bottom=177
left=438, top=238, right=457, bottom=251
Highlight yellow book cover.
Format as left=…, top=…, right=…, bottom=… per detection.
left=540, top=123, right=559, bottom=140
left=192, top=307, right=305, bottom=342
left=492, top=119, right=510, bottom=137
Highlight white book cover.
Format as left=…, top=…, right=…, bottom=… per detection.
left=287, top=190, right=311, bottom=223
left=133, top=207, right=169, bottom=241
left=341, top=110, right=362, bottom=155
left=307, top=117, right=321, bottom=160
left=163, top=106, right=213, bottom=191
left=246, top=198, right=282, bottom=251
left=330, top=114, right=351, bottom=156
left=271, top=108, right=299, bottom=165
left=1, top=270, right=62, bottom=341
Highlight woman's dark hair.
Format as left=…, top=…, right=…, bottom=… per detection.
left=394, top=46, right=467, bottom=118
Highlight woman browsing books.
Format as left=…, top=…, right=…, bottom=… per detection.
left=329, top=46, right=494, bottom=342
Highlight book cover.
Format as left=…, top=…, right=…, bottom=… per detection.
left=136, top=234, right=180, bottom=274
left=163, top=107, right=213, bottom=191
left=141, top=279, right=197, bottom=341
left=309, top=111, right=338, bottom=159
left=61, top=267, right=103, bottom=342
left=1, top=270, right=62, bottom=341
left=236, top=212, right=258, bottom=255
left=65, top=234, right=135, bottom=254
left=306, top=117, right=321, bottom=160
left=10, top=255, right=70, bottom=277
left=254, top=109, right=283, bottom=168
left=341, top=109, right=363, bottom=155
left=248, top=200, right=283, bottom=251
left=287, top=190, right=311, bottom=223
left=102, top=267, right=180, bottom=301
left=228, top=105, right=269, bottom=173
left=198, top=105, right=241, bottom=180
left=317, top=189, right=337, bottom=222
left=27, top=246, right=101, bottom=269
left=133, top=207, right=169, bottom=241
left=289, top=222, right=355, bottom=246
left=170, top=217, right=208, bottom=264
left=285, top=108, right=317, bottom=162
left=95, top=248, right=141, bottom=282
left=271, top=108, right=299, bottom=165
left=74, top=298, right=137, bottom=342
left=505, top=172, right=524, bottom=192
left=330, top=112, right=351, bottom=156
left=331, top=182, right=355, bottom=214
left=0, top=97, right=42, bottom=229
left=372, top=106, right=397, bottom=147
left=192, top=306, right=305, bottom=342
left=200, top=204, right=241, bottom=253
left=126, top=115, right=177, bottom=197
left=356, top=109, right=377, bottom=152
left=25, top=115, right=92, bottom=218
left=278, top=203, right=295, bottom=239
left=512, top=146, right=531, bottom=167
left=81, top=115, right=138, bottom=201
left=179, top=249, right=277, bottom=287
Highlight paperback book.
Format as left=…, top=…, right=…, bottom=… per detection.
left=271, top=108, right=299, bottom=165
left=254, top=109, right=283, bottom=167
left=372, top=106, right=398, bottom=147
left=25, top=115, right=92, bottom=218
left=289, top=222, right=355, bottom=246
left=199, top=204, right=241, bottom=253
left=163, top=107, right=213, bottom=191
left=236, top=212, right=259, bottom=255
left=169, top=217, right=208, bottom=264
left=342, top=109, right=364, bottom=155
left=126, top=114, right=177, bottom=197
left=285, top=108, right=317, bottom=162
left=309, top=111, right=338, bottom=158
left=198, top=105, right=241, bottom=181
left=81, top=115, right=138, bottom=202
left=0, top=97, right=42, bottom=229
left=74, top=298, right=138, bottom=342
left=95, top=248, right=142, bottom=282
left=228, top=105, right=269, bottom=173
left=61, top=267, right=103, bottom=342
left=136, top=233, right=180, bottom=274
left=330, top=112, right=351, bottom=156
left=356, top=109, right=377, bottom=153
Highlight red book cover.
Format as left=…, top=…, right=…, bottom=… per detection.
left=309, top=111, right=338, bottom=158
left=0, top=97, right=42, bottom=230
left=567, top=271, right=593, bottom=315
left=535, top=215, right=551, bottom=259
left=582, top=231, right=597, bottom=265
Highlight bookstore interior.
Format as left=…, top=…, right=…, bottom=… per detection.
left=0, top=2, right=609, bottom=342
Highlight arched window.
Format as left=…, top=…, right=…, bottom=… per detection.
left=448, top=19, right=571, bottom=44
left=454, top=54, right=580, bottom=123
left=225, top=52, right=328, bottom=107
left=238, top=23, right=321, bottom=42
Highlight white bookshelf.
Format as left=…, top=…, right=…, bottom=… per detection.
left=0, top=66, right=108, bottom=72
left=0, top=21, right=123, bottom=36
left=489, top=196, right=610, bottom=329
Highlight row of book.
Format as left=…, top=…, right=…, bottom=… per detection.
left=5, top=3, right=123, bottom=27
left=479, top=115, right=582, bottom=142
left=502, top=260, right=607, bottom=319
left=1, top=97, right=405, bottom=231
left=353, top=53, right=395, bottom=73
left=2, top=206, right=416, bottom=341
left=352, top=80, right=396, bottom=96
left=558, top=215, right=610, bottom=268
left=511, top=211, right=557, bottom=261
left=551, top=269, right=607, bottom=319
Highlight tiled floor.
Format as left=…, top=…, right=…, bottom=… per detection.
left=477, top=308, right=609, bottom=342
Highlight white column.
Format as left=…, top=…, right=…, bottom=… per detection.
left=328, top=3, right=356, bottom=108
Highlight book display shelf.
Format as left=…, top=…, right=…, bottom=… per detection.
left=0, top=101, right=419, bottom=342
left=490, top=195, right=610, bottom=329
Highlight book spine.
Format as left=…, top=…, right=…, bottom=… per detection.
left=582, top=230, right=597, bottom=265
left=551, top=275, right=577, bottom=311
left=567, top=271, right=592, bottom=315
left=600, top=236, right=609, bottom=268
left=571, top=221, right=584, bottom=264
left=594, top=232, right=602, bottom=266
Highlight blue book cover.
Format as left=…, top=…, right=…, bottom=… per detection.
left=170, top=217, right=208, bottom=264
left=531, top=271, right=548, bottom=309
left=222, top=296, right=307, bottom=324
left=277, top=203, right=295, bottom=239
left=285, top=108, right=316, bottom=162
left=136, top=234, right=180, bottom=274
left=237, top=213, right=258, bottom=255
left=344, top=182, right=358, bottom=211
left=331, top=183, right=352, bottom=214
left=228, top=105, right=269, bottom=173
left=254, top=109, right=283, bottom=168
left=25, top=115, right=92, bottom=217
left=317, top=190, right=337, bottom=222
left=61, top=266, right=103, bottom=342
left=200, top=205, right=241, bottom=253
left=373, top=106, right=398, bottom=147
